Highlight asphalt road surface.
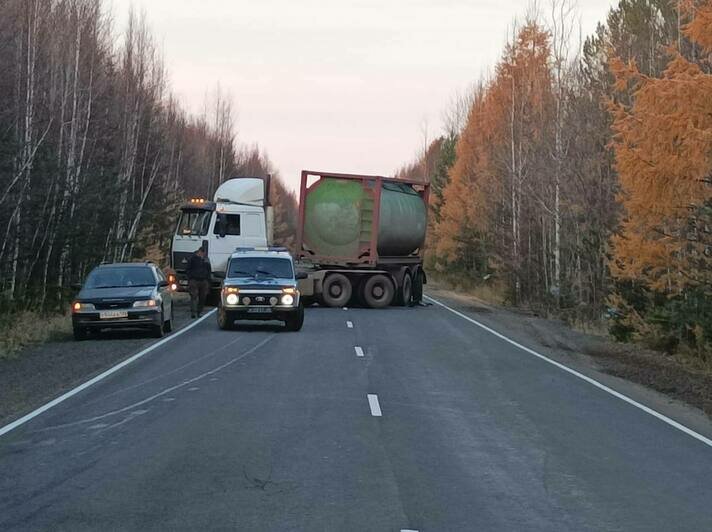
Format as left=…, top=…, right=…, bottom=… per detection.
left=1, top=296, right=712, bottom=531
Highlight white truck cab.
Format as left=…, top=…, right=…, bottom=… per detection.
left=170, top=177, right=273, bottom=291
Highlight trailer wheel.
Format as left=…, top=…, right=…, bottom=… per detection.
left=321, top=273, right=352, bottom=307
left=362, top=274, right=395, bottom=308
left=412, top=269, right=424, bottom=304
left=396, top=272, right=413, bottom=307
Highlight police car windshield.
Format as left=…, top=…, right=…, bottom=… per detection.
left=228, top=257, right=293, bottom=279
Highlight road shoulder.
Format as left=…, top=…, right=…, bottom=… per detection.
left=425, top=287, right=712, bottom=442
left=0, top=295, right=198, bottom=427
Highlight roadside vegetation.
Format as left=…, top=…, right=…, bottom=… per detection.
left=0, top=311, right=71, bottom=360
left=0, top=1, right=298, bottom=335
left=400, top=0, right=712, bottom=364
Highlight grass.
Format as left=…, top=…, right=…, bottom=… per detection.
left=0, top=310, right=72, bottom=360
left=427, top=273, right=507, bottom=306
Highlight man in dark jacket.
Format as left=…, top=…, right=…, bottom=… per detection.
left=186, top=247, right=212, bottom=318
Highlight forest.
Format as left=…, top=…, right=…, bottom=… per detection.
left=0, top=0, right=298, bottom=316
left=1, top=0, right=710, bottom=362
left=400, top=0, right=712, bottom=360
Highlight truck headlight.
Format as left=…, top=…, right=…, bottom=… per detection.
left=226, top=293, right=239, bottom=305
left=133, top=299, right=157, bottom=308
left=281, top=294, right=294, bottom=306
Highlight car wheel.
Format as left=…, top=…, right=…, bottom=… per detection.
left=284, top=303, right=304, bottom=331
left=362, top=274, right=395, bottom=308
left=217, top=305, right=235, bottom=330
left=152, top=310, right=165, bottom=338
left=73, top=327, right=88, bottom=341
left=163, top=306, right=173, bottom=333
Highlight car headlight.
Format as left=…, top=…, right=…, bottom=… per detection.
left=226, top=293, right=239, bottom=305
left=133, top=299, right=157, bottom=308
left=72, top=302, right=95, bottom=312
left=281, top=294, right=294, bottom=306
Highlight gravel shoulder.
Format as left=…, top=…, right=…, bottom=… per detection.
left=426, top=283, right=712, bottom=434
left=0, top=294, right=197, bottom=426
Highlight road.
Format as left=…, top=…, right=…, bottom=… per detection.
left=1, top=295, right=712, bottom=531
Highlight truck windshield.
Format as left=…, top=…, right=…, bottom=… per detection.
left=228, top=258, right=293, bottom=279
left=85, top=267, right=156, bottom=289
left=177, top=210, right=211, bottom=236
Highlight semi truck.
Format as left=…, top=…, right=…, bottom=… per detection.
left=170, top=176, right=273, bottom=295
left=295, top=170, right=429, bottom=308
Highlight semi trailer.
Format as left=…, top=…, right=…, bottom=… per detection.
left=295, top=170, right=430, bottom=308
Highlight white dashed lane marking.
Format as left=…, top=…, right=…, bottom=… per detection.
left=346, top=321, right=353, bottom=328
left=367, top=394, right=382, bottom=417
left=354, top=346, right=364, bottom=357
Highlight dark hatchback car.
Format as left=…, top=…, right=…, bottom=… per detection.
left=72, top=263, right=174, bottom=341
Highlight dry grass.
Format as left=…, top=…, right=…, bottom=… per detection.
left=427, top=274, right=507, bottom=306
left=0, top=311, right=72, bottom=360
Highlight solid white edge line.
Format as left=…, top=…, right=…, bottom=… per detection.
left=354, top=346, right=364, bottom=357
left=346, top=321, right=353, bottom=328
left=0, top=309, right=217, bottom=438
left=367, top=394, right=382, bottom=417
left=425, top=295, right=712, bottom=449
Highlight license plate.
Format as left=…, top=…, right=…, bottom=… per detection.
left=100, top=310, right=128, bottom=320
left=179, top=280, right=188, bottom=286
left=247, top=307, right=272, bottom=314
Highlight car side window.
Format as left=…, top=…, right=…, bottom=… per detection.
left=154, top=268, right=166, bottom=284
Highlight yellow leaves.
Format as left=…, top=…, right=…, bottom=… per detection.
left=436, top=21, right=555, bottom=269
left=684, top=0, right=712, bottom=52
left=609, top=55, right=641, bottom=93
left=610, top=2, right=712, bottom=295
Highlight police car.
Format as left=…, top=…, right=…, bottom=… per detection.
left=217, top=247, right=306, bottom=331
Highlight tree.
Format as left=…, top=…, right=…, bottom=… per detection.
left=609, top=0, right=712, bottom=352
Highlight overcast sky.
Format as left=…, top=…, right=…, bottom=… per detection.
left=113, top=0, right=616, bottom=191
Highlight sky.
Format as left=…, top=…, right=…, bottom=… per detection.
left=113, top=0, right=617, bottom=191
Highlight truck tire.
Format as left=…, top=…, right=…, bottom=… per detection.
left=284, top=303, right=305, bottom=331
left=321, top=273, right=352, bottom=307
left=217, top=305, right=235, bottom=330
left=396, top=272, right=413, bottom=307
left=362, top=274, right=395, bottom=309
left=413, top=269, right=424, bottom=304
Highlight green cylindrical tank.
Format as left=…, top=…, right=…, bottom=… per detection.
left=303, top=178, right=427, bottom=259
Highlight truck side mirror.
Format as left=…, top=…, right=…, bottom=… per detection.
left=296, top=272, right=308, bottom=280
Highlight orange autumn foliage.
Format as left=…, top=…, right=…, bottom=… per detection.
left=437, top=22, right=553, bottom=282
left=610, top=0, right=712, bottom=293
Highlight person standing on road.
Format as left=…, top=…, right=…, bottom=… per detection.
left=186, top=247, right=211, bottom=318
